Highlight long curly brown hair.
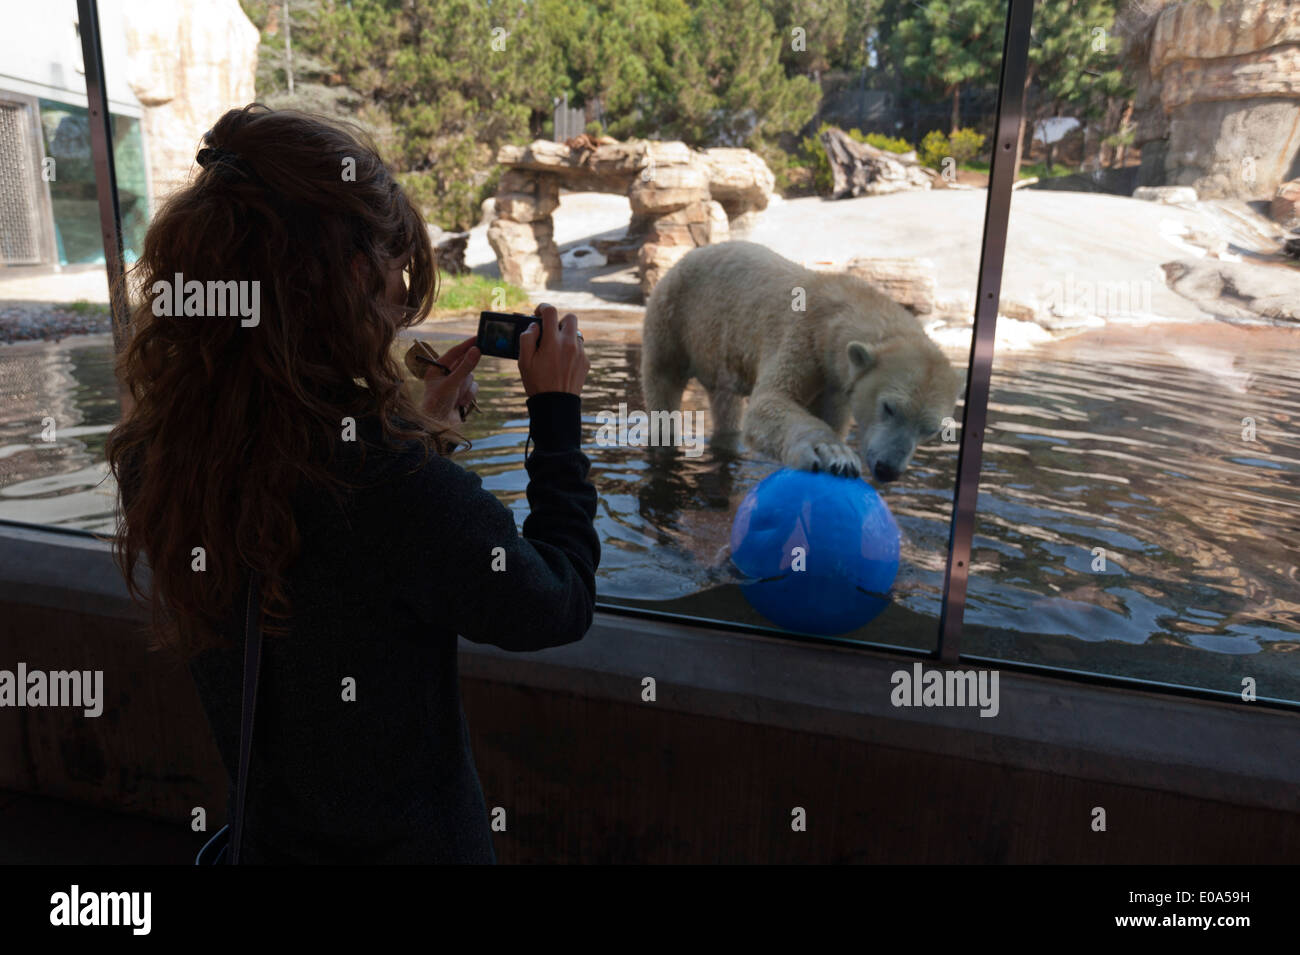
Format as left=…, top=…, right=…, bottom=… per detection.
left=106, top=104, right=452, bottom=658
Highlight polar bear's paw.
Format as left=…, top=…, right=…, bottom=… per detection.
left=787, top=438, right=862, bottom=478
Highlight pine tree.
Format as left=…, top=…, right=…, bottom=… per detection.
left=1015, top=0, right=1128, bottom=178
left=891, top=0, right=1005, bottom=134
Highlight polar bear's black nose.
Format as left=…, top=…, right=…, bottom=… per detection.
left=873, top=462, right=899, bottom=483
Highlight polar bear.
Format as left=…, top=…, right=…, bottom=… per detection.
left=640, top=241, right=960, bottom=482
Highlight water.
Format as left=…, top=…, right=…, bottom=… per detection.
left=0, top=338, right=120, bottom=534
left=1, top=325, right=1297, bottom=701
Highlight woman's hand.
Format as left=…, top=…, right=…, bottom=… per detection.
left=518, top=304, right=589, bottom=397
left=419, top=336, right=480, bottom=428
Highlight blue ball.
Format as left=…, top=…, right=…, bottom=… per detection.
left=730, top=468, right=900, bottom=635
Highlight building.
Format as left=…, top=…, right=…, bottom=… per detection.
left=0, top=0, right=148, bottom=269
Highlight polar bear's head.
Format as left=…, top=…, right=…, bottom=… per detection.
left=845, top=338, right=960, bottom=483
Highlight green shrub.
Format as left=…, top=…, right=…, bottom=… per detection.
left=949, top=127, right=986, bottom=165
left=918, top=130, right=951, bottom=169
left=754, top=140, right=805, bottom=195
left=862, top=132, right=913, bottom=155
left=919, top=128, right=987, bottom=170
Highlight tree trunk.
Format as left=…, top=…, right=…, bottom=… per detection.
left=951, top=84, right=960, bottom=134
left=1117, top=99, right=1134, bottom=168
left=1011, top=65, right=1036, bottom=181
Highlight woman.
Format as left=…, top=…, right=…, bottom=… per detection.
left=106, top=104, right=599, bottom=863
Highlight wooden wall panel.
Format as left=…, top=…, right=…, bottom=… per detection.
left=461, top=679, right=1300, bottom=864
left=2, top=598, right=1296, bottom=863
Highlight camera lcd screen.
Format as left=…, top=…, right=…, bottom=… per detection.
left=482, top=319, right=519, bottom=357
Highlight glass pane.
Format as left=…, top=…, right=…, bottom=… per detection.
left=418, top=0, right=1007, bottom=651
left=0, top=0, right=134, bottom=532
left=4, top=0, right=1008, bottom=658
left=966, top=1, right=1300, bottom=703
left=38, top=99, right=148, bottom=265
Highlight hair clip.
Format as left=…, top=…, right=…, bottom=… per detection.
left=196, top=143, right=251, bottom=180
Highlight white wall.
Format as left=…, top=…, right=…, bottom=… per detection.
left=0, top=0, right=140, bottom=114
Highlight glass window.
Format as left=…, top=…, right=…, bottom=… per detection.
left=38, top=99, right=148, bottom=265
left=10, top=0, right=1294, bottom=707
left=0, top=1, right=135, bottom=533
left=963, top=0, right=1300, bottom=703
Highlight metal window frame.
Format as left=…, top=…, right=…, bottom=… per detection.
left=78, top=0, right=1254, bottom=699
left=76, top=0, right=130, bottom=355
left=0, top=92, right=59, bottom=267
left=936, top=0, right=1035, bottom=662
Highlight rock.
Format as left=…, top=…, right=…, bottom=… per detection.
left=1270, top=179, right=1300, bottom=229
left=727, top=210, right=763, bottom=238
left=1162, top=258, right=1300, bottom=325
left=486, top=218, right=560, bottom=288
left=702, top=147, right=775, bottom=214
left=645, top=201, right=713, bottom=248
left=706, top=201, right=730, bottom=244
left=0, top=302, right=113, bottom=343
left=488, top=136, right=773, bottom=298
left=820, top=127, right=937, bottom=199
left=591, top=236, right=642, bottom=264
left=427, top=226, right=470, bottom=276
left=495, top=139, right=645, bottom=187
left=1150, top=0, right=1300, bottom=70
left=494, top=171, right=560, bottom=222
left=997, top=298, right=1039, bottom=323
left=123, top=0, right=260, bottom=203
left=1133, top=185, right=1199, bottom=204
left=627, top=161, right=710, bottom=215
left=1125, top=0, right=1300, bottom=201
left=637, top=242, right=693, bottom=300
left=843, top=257, right=938, bottom=314
left=495, top=139, right=583, bottom=173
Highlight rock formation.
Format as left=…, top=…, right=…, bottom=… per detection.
left=488, top=137, right=774, bottom=298
left=1123, top=0, right=1300, bottom=204
left=842, top=257, right=937, bottom=315
left=122, top=0, right=260, bottom=204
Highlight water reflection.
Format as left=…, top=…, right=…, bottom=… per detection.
left=967, top=325, right=1300, bottom=686
left=0, top=339, right=118, bottom=533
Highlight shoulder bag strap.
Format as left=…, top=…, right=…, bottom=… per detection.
left=229, top=570, right=264, bottom=865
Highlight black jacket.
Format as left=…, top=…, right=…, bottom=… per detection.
left=187, top=392, right=599, bottom=863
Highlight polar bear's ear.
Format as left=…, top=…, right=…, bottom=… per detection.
left=846, top=341, right=876, bottom=373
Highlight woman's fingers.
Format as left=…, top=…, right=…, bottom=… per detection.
left=438, top=336, right=478, bottom=365
left=518, top=304, right=588, bottom=397
left=445, top=345, right=480, bottom=384
left=557, top=312, right=580, bottom=343
left=519, top=321, right=540, bottom=373
left=539, top=303, right=560, bottom=346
